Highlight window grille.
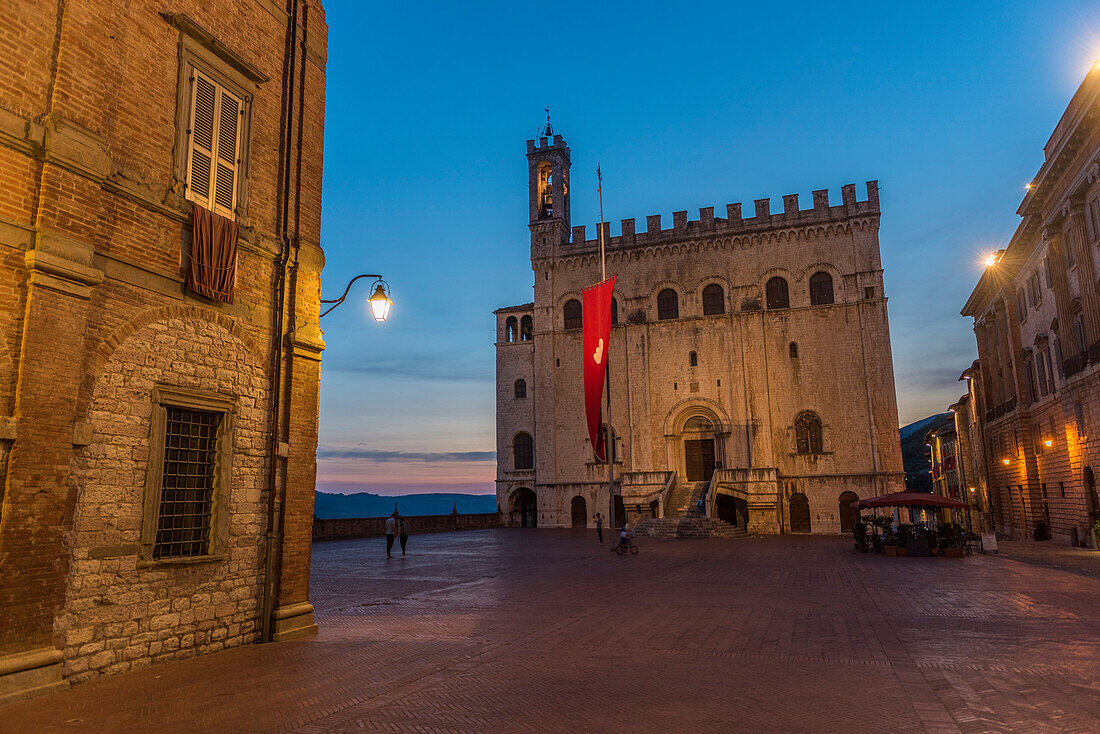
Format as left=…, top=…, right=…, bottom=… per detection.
left=563, top=299, right=582, bottom=330
left=809, top=272, right=834, bottom=305
left=657, top=289, right=679, bottom=320
left=702, top=284, right=725, bottom=315
left=765, top=277, right=789, bottom=309
left=154, top=407, right=221, bottom=559
left=186, top=69, right=242, bottom=218
left=514, top=432, right=534, bottom=470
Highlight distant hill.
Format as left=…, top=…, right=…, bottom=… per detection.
left=314, top=491, right=497, bottom=519
left=899, top=413, right=952, bottom=493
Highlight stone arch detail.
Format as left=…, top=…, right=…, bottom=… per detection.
left=92, top=304, right=264, bottom=382
left=663, top=397, right=730, bottom=436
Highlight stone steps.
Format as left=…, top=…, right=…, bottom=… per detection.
left=632, top=516, right=747, bottom=539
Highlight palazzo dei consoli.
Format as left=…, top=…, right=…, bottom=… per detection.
left=495, top=129, right=905, bottom=534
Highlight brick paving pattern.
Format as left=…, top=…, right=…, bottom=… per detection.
left=3, top=530, right=1099, bottom=733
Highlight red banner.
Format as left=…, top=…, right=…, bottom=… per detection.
left=582, top=276, right=616, bottom=462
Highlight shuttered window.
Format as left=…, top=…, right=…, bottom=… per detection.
left=186, top=68, right=243, bottom=218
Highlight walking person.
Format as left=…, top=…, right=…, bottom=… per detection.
left=385, top=512, right=397, bottom=558
left=594, top=512, right=604, bottom=543
left=399, top=517, right=409, bottom=557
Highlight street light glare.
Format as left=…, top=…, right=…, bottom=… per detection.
left=985, top=254, right=997, bottom=267
left=368, top=282, right=393, bottom=322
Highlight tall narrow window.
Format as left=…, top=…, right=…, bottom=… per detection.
left=514, top=432, right=534, bottom=470
left=766, top=277, right=789, bottom=309
left=689, top=351, right=698, bottom=367
left=154, top=407, right=221, bottom=559
left=505, top=316, right=518, bottom=342
left=809, top=272, right=834, bottom=305
left=657, top=289, right=679, bottom=320
left=520, top=315, right=533, bottom=341
left=795, top=412, right=823, bottom=454
left=610, top=298, right=618, bottom=326
left=1016, top=290, right=1026, bottom=321
left=514, top=379, right=526, bottom=399
left=186, top=69, right=243, bottom=218
left=563, top=299, right=582, bottom=330
left=702, top=284, right=725, bottom=315
left=789, top=342, right=799, bottom=359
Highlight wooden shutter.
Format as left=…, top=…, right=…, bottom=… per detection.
left=186, top=68, right=243, bottom=218
left=187, top=72, right=217, bottom=209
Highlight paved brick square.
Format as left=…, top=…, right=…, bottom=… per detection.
left=3, top=531, right=1099, bottom=732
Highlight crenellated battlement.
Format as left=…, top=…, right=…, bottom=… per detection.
left=561, top=181, right=879, bottom=252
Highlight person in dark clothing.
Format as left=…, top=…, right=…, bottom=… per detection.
left=594, top=512, right=604, bottom=543
left=399, top=517, right=409, bottom=556
left=385, top=513, right=397, bottom=558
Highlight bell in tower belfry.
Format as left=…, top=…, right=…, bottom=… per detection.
left=526, top=108, right=571, bottom=249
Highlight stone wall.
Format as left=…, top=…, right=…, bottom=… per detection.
left=313, top=513, right=502, bottom=541
left=0, top=0, right=328, bottom=699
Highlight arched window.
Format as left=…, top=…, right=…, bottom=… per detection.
left=766, top=277, right=789, bottom=309
left=505, top=316, right=517, bottom=342
left=689, top=351, right=698, bottom=367
left=610, top=298, right=618, bottom=326
left=514, top=379, right=526, bottom=399
left=795, top=412, right=823, bottom=454
left=520, top=315, right=533, bottom=341
left=563, top=299, right=582, bottom=330
left=537, top=162, right=553, bottom=218
left=838, top=491, right=859, bottom=533
left=596, top=425, right=617, bottom=463
left=789, top=342, right=799, bottom=359
left=809, top=272, right=834, bottom=305
left=514, top=432, right=534, bottom=470
left=657, top=289, right=679, bottom=320
left=702, top=284, right=725, bottom=315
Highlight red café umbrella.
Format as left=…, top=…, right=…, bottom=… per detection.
left=852, top=491, right=968, bottom=511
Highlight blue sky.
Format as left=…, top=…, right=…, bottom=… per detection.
left=316, top=0, right=1100, bottom=495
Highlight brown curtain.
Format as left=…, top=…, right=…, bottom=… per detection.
left=188, top=203, right=238, bottom=303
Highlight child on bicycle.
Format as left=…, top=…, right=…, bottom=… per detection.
left=618, top=526, right=632, bottom=550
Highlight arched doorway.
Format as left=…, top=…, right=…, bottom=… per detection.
left=789, top=493, right=811, bottom=533
left=838, top=491, right=859, bottom=533
left=682, top=416, right=717, bottom=482
left=571, top=496, right=587, bottom=528
left=510, top=488, right=537, bottom=528
left=716, top=494, right=748, bottom=530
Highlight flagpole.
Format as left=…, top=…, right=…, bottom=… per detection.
left=598, top=166, right=614, bottom=532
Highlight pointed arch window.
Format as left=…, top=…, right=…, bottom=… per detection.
left=505, top=316, right=518, bottom=342
left=809, top=272, right=834, bottom=305
left=520, top=315, right=533, bottom=341
left=766, top=277, right=789, bottom=309
left=563, top=299, right=582, bottom=330
left=657, top=289, right=679, bottom=320
left=702, top=284, right=725, bottom=315
left=514, top=379, right=527, bottom=399
left=795, top=412, right=823, bottom=454
left=514, top=432, right=534, bottom=470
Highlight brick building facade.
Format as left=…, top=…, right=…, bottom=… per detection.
left=495, top=130, right=904, bottom=534
left=0, top=0, right=328, bottom=700
left=960, top=63, right=1100, bottom=547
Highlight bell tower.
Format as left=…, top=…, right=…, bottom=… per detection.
left=526, top=108, right=570, bottom=256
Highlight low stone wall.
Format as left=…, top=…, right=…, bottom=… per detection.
left=313, top=512, right=502, bottom=541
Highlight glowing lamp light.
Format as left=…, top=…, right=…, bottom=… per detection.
left=1002, top=458, right=1010, bottom=465
left=367, top=282, right=392, bottom=322
left=986, top=254, right=997, bottom=267
left=968, top=487, right=976, bottom=493
left=1025, top=183, right=1033, bottom=191
left=1044, top=439, right=1053, bottom=448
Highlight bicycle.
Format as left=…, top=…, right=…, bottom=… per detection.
left=612, top=542, right=639, bottom=555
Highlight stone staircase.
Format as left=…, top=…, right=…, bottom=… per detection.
left=665, top=480, right=708, bottom=517
left=632, top=516, right=747, bottom=539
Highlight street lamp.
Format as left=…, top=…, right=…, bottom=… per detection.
left=320, top=273, right=391, bottom=320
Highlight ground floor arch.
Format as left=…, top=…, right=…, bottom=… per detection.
left=509, top=487, right=537, bottom=528
left=838, top=491, right=859, bottom=533
left=715, top=493, right=748, bottom=530
left=571, top=496, right=587, bottom=528
left=789, top=492, right=811, bottom=533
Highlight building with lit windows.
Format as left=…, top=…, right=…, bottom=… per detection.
left=961, top=63, right=1100, bottom=546
left=495, top=127, right=904, bottom=535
